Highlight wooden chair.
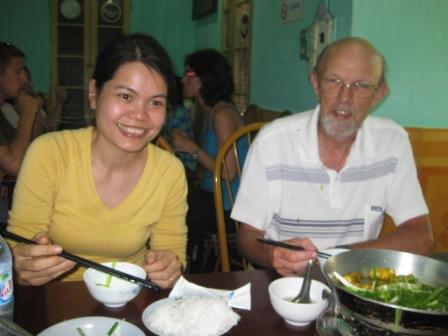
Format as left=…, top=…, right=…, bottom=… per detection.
left=213, top=122, right=266, bottom=272
left=152, top=135, right=174, bottom=153
left=243, top=104, right=291, bottom=124
left=380, top=127, right=448, bottom=252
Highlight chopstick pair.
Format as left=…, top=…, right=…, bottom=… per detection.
left=256, top=238, right=333, bottom=259
left=1, top=230, right=160, bottom=292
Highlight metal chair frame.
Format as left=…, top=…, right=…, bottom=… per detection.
left=213, top=122, right=266, bottom=272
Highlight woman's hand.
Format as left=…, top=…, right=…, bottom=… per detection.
left=12, top=232, right=76, bottom=286
left=172, top=130, right=198, bottom=154
left=144, top=250, right=183, bottom=289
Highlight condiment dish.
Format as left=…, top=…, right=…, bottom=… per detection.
left=268, top=277, right=330, bottom=326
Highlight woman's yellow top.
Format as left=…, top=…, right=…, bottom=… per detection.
left=7, top=127, right=188, bottom=281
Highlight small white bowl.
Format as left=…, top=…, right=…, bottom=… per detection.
left=83, top=261, right=146, bottom=308
left=318, top=248, right=349, bottom=273
left=268, top=277, right=330, bottom=326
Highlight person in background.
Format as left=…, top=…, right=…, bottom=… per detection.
left=231, top=37, right=433, bottom=277
left=172, top=49, right=247, bottom=273
left=0, top=41, right=39, bottom=177
left=24, top=68, right=68, bottom=133
left=160, top=76, right=196, bottom=175
left=7, top=33, right=187, bottom=289
left=0, top=42, right=40, bottom=225
left=2, top=67, right=67, bottom=134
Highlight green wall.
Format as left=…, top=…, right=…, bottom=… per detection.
left=0, top=0, right=219, bottom=91
left=351, top=0, right=448, bottom=127
left=130, top=0, right=221, bottom=74
left=250, top=0, right=353, bottom=112
left=1, top=0, right=447, bottom=128
left=0, top=0, right=51, bottom=93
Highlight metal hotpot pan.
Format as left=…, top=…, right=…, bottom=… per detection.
left=323, top=249, right=448, bottom=335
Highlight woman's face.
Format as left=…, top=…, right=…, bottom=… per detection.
left=89, top=61, right=168, bottom=154
left=181, top=66, right=201, bottom=99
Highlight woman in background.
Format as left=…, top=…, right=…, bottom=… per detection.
left=160, top=76, right=196, bottom=175
left=8, top=33, right=187, bottom=289
left=172, top=49, right=246, bottom=273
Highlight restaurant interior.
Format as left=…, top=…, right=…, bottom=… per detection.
left=2, top=0, right=446, bottom=251
left=0, top=0, right=447, bottom=335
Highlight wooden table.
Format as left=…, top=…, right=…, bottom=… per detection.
left=14, top=269, right=323, bottom=335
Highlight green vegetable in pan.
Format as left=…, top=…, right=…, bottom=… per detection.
left=342, top=268, right=448, bottom=312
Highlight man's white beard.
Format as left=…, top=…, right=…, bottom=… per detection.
left=320, top=114, right=358, bottom=141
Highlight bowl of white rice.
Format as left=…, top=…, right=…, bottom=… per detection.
left=142, top=295, right=240, bottom=336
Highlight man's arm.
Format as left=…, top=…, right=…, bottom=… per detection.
left=237, top=223, right=317, bottom=276
left=350, top=215, right=434, bottom=255
left=0, top=93, right=38, bottom=175
left=237, top=223, right=272, bottom=267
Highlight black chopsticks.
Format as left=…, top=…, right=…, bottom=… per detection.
left=256, top=238, right=332, bottom=259
left=1, top=230, right=160, bottom=292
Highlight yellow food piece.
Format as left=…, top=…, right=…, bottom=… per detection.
left=369, top=268, right=396, bottom=282
left=343, top=272, right=362, bottom=285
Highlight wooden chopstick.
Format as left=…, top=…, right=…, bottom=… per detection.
left=256, top=238, right=333, bottom=259
left=1, top=230, right=160, bottom=292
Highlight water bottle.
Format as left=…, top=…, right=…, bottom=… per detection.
left=0, top=234, right=13, bottom=321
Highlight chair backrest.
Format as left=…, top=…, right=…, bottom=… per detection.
left=213, top=122, right=266, bottom=272
left=243, top=104, right=291, bottom=124
left=152, top=135, right=174, bottom=153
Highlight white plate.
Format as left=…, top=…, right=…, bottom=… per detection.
left=37, top=316, right=145, bottom=336
left=142, top=297, right=237, bottom=336
left=142, top=298, right=174, bottom=335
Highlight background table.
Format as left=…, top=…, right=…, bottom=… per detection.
left=15, top=269, right=323, bottom=335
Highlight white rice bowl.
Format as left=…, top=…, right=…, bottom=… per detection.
left=142, top=295, right=240, bottom=336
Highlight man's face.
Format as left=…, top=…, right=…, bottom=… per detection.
left=310, top=44, right=387, bottom=142
left=0, top=57, right=28, bottom=102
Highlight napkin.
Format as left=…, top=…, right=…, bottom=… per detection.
left=169, top=276, right=251, bottom=310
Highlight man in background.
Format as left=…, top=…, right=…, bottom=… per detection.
left=0, top=41, right=39, bottom=222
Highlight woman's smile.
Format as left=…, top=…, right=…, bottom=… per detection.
left=117, top=123, right=147, bottom=138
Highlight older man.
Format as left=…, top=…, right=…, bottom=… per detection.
left=231, top=37, right=433, bottom=276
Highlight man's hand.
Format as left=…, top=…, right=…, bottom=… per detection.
left=268, top=238, right=318, bottom=276
left=15, top=91, right=39, bottom=119
left=237, top=224, right=318, bottom=276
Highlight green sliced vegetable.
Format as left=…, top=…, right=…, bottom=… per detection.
left=96, top=261, right=116, bottom=287
left=76, top=327, right=87, bottom=336
left=343, top=271, right=448, bottom=312
left=107, top=321, right=120, bottom=336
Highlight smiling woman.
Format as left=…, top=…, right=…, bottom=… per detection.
left=6, top=34, right=187, bottom=291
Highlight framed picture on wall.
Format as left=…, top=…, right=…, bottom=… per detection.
left=192, top=0, right=217, bottom=20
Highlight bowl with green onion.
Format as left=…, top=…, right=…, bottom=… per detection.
left=83, top=261, right=146, bottom=308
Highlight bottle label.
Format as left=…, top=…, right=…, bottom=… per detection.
left=0, top=271, right=13, bottom=304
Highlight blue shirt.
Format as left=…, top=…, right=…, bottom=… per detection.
left=161, top=105, right=196, bottom=171
left=199, top=127, right=249, bottom=210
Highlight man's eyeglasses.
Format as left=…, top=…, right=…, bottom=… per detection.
left=320, top=77, right=379, bottom=98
